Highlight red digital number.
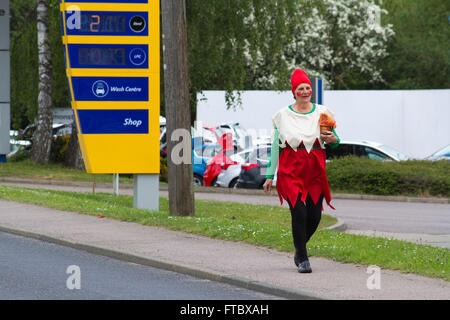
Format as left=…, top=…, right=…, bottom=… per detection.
left=90, top=15, right=100, bottom=32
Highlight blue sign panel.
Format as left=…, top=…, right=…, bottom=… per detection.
left=65, top=11, right=148, bottom=36
left=318, top=79, right=323, bottom=105
left=68, top=44, right=148, bottom=69
left=77, top=109, right=149, bottom=134
left=72, top=77, right=149, bottom=101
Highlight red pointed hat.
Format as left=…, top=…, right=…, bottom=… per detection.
left=291, top=69, right=312, bottom=94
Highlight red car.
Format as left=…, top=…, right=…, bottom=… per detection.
left=203, top=132, right=237, bottom=186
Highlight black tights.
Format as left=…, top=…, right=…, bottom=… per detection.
left=287, top=193, right=323, bottom=263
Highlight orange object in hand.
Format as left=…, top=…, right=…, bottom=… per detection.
left=319, top=113, right=336, bottom=133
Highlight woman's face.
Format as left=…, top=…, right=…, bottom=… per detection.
left=294, top=83, right=312, bottom=103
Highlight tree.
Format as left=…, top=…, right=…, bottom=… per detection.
left=31, top=0, right=53, bottom=164
left=185, top=0, right=394, bottom=95
left=10, top=0, right=70, bottom=132
left=64, top=121, right=84, bottom=170
left=10, top=0, right=38, bottom=130
left=379, top=0, right=450, bottom=89
left=240, top=0, right=300, bottom=90
left=161, top=0, right=195, bottom=216
left=186, top=0, right=300, bottom=111
left=283, top=0, right=395, bottom=89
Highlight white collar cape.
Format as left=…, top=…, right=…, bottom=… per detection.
left=272, top=104, right=335, bottom=153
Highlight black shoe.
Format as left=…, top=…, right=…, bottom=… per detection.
left=294, top=252, right=301, bottom=267
left=298, top=260, right=312, bottom=273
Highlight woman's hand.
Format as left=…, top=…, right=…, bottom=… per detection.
left=321, top=131, right=338, bottom=144
left=263, top=179, right=273, bottom=194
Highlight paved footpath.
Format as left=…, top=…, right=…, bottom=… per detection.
left=0, top=198, right=449, bottom=300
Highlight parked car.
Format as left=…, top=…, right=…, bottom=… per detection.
left=425, top=144, right=450, bottom=161
left=236, top=145, right=274, bottom=189
left=8, top=138, right=31, bottom=158
left=192, top=140, right=222, bottom=186
left=202, top=123, right=251, bottom=151
left=7, top=124, right=70, bottom=158
left=160, top=126, right=167, bottom=157
left=159, top=116, right=167, bottom=157
left=160, top=115, right=202, bottom=158
left=20, top=122, right=72, bottom=142
left=214, top=122, right=252, bottom=152
left=325, top=140, right=409, bottom=162
left=203, top=133, right=236, bottom=186
left=215, top=148, right=254, bottom=188
left=199, top=126, right=219, bottom=144
left=253, top=135, right=271, bottom=146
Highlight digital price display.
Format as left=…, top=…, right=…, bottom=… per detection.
left=64, top=11, right=148, bottom=36
left=78, top=47, right=126, bottom=66
left=60, top=0, right=160, bottom=175
left=68, top=44, right=148, bottom=68
left=80, top=14, right=127, bottom=33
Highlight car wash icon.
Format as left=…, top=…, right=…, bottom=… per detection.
left=92, top=80, right=109, bottom=98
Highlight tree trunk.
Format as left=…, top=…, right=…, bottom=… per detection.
left=161, top=0, right=195, bottom=216
left=64, top=121, right=85, bottom=170
left=31, top=0, right=53, bottom=164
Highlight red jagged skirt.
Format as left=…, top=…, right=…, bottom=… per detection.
left=275, top=141, right=335, bottom=210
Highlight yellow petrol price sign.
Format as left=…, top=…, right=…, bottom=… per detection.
left=60, top=0, right=160, bottom=174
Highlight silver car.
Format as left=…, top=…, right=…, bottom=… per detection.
left=326, top=139, right=410, bottom=162
left=425, top=144, right=450, bottom=161
left=215, top=149, right=253, bottom=188
left=214, top=122, right=253, bottom=152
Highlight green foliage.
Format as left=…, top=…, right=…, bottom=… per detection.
left=187, top=1, right=249, bottom=93
left=7, top=149, right=31, bottom=163
left=327, top=157, right=450, bottom=197
left=186, top=0, right=299, bottom=114
left=48, top=1, right=71, bottom=109
left=9, top=0, right=449, bottom=130
left=10, top=0, right=70, bottom=130
left=379, top=0, right=450, bottom=89
left=50, top=135, right=71, bottom=163
left=9, top=134, right=70, bottom=165
left=160, top=157, right=168, bottom=183
left=285, top=0, right=395, bottom=90
left=10, top=0, right=38, bottom=129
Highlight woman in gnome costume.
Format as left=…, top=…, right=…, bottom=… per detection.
left=263, top=68, right=340, bottom=273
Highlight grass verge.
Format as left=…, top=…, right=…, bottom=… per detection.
left=2, top=159, right=449, bottom=198
left=0, top=185, right=448, bottom=281
left=0, top=160, right=133, bottom=184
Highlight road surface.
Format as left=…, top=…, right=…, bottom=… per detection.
left=0, top=231, right=282, bottom=300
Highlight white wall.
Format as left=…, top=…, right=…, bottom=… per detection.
left=196, top=89, right=450, bottom=159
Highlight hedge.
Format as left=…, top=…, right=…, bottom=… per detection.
left=326, top=156, right=449, bottom=197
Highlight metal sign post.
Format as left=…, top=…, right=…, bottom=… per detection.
left=60, top=0, right=160, bottom=211
left=311, top=78, right=324, bottom=105
left=0, top=0, right=10, bottom=163
left=113, top=173, right=119, bottom=195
